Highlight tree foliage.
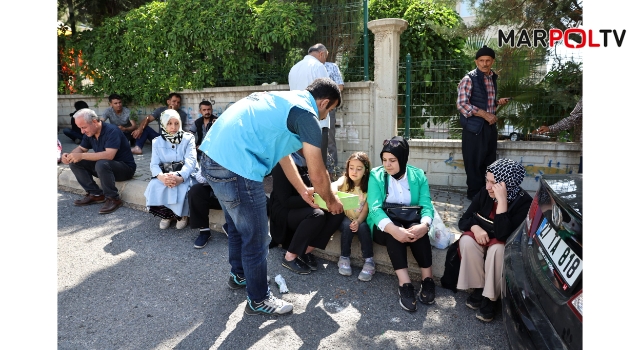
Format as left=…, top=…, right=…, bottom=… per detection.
left=463, top=0, right=583, bottom=35
left=73, top=0, right=315, bottom=105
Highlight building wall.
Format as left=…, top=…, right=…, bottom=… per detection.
left=58, top=83, right=581, bottom=194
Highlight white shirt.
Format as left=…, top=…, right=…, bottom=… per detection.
left=288, top=55, right=331, bottom=128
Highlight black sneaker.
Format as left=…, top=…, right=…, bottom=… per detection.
left=418, top=277, right=436, bottom=305
left=194, top=230, right=211, bottom=249
left=398, top=283, right=417, bottom=312
left=465, top=288, right=484, bottom=310
left=281, top=256, right=311, bottom=275
left=299, top=253, right=318, bottom=271
left=476, top=297, right=496, bottom=322
left=227, top=271, right=246, bottom=289
left=245, top=292, right=293, bottom=315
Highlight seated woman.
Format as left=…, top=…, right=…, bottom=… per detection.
left=269, top=150, right=344, bottom=275
left=367, top=136, right=435, bottom=312
left=144, top=109, right=198, bottom=230
left=457, top=158, right=532, bottom=322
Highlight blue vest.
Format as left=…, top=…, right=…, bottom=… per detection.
left=459, top=68, right=498, bottom=134
left=199, top=90, right=319, bottom=181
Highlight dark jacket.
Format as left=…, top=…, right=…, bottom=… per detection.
left=193, top=116, right=215, bottom=146
left=458, top=187, right=532, bottom=242
left=459, top=68, right=498, bottom=134
left=268, top=163, right=312, bottom=249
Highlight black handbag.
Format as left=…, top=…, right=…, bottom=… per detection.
left=382, top=174, right=422, bottom=228
left=160, top=161, right=184, bottom=173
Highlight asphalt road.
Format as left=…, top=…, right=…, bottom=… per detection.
left=58, top=189, right=509, bottom=349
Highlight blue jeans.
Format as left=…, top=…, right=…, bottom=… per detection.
left=200, top=154, right=270, bottom=302
left=69, top=159, right=135, bottom=199
left=135, top=126, right=160, bottom=149
left=339, top=217, right=373, bottom=259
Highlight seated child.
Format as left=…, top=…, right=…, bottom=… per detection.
left=331, top=152, right=375, bottom=281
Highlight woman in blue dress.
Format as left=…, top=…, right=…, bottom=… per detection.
left=144, top=109, right=198, bottom=229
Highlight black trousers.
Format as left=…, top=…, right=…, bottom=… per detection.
left=372, top=223, right=433, bottom=270
left=188, top=183, right=222, bottom=229
left=286, top=207, right=344, bottom=257
left=461, top=123, right=497, bottom=199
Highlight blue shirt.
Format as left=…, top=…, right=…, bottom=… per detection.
left=79, top=122, right=136, bottom=171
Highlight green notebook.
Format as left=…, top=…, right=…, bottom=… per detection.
left=313, top=191, right=360, bottom=211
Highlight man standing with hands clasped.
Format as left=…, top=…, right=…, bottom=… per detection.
left=456, top=45, right=511, bottom=200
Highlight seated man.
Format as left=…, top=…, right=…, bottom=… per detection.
left=189, top=169, right=223, bottom=249
left=102, top=93, right=137, bottom=147
left=61, top=108, right=137, bottom=214
left=189, top=100, right=217, bottom=160
left=131, top=92, right=188, bottom=155
left=62, top=101, right=88, bottom=144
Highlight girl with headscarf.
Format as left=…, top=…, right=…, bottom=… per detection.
left=269, top=150, right=345, bottom=275
left=366, top=136, right=436, bottom=312
left=144, top=109, right=198, bottom=230
left=457, top=158, right=532, bottom=322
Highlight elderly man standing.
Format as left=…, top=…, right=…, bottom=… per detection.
left=456, top=46, right=510, bottom=200
left=199, top=78, right=344, bottom=316
left=61, top=108, right=136, bottom=214
left=289, top=44, right=332, bottom=165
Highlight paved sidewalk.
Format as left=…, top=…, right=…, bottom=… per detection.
left=57, top=131, right=474, bottom=280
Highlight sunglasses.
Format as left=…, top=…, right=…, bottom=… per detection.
left=382, top=139, right=407, bottom=149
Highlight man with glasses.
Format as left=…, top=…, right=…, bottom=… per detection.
left=289, top=44, right=332, bottom=165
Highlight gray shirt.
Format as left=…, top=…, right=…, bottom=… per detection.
left=102, top=107, right=132, bottom=127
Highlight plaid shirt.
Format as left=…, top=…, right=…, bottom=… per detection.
left=456, top=70, right=497, bottom=117
left=549, top=98, right=582, bottom=142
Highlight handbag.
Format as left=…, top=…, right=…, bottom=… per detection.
left=473, top=212, right=495, bottom=234
left=382, top=174, right=422, bottom=228
left=160, top=161, right=184, bottom=173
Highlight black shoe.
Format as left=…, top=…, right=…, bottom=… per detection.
left=299, top=253, right=318, bottom=271
left=398, top=283, right=417, bottom=312
left=465, top=288, right=484, bottom=310
left=418, top=277, right=436, bottom=305
left=281, top=256, right=311, bottom=275
left=476, top=297, right=496, bottom=322
left=227, top=272, right=246, bottom=289
left=194, top=230, right=211, bottom=248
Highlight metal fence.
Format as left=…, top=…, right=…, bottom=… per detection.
left=398, top=50, right=583, bottom=142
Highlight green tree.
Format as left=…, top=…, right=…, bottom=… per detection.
left=73, top=0, right=315, bottom=105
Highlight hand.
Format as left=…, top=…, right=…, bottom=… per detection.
left=349, top=220, right=359, bottom=232
left=484, top=112, right=498, bottom=125
left=300, top=188, right=320, bottom=209
left=326, top=195, right=344, bottom=215
left=61, top=153, right=71, bottom=164
left=118, top=125, right=125, bottom=131
left=392, top=226, right=417, bottom=243
left=497, top=97, right=511, bottom=106
left=131, top=128, right=143, bottom=139
left=491, top=181, right=508, bottom=203
left=406, top=222, right=429, bottom=240
left=533, top=125, right=550, bottom=135
left=65, top=153, right=83, bottom=163
left=471, top=225, right=490, bottom=245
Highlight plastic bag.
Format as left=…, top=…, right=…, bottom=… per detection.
left=428, top=208, right=453, bottom=249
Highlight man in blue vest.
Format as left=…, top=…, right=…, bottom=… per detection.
left=199, top=77, right=344, bottom=316
left=456, top=46, right=511, bottom=200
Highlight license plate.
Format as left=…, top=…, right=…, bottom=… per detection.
left=535, top=218, right=582, bottom=287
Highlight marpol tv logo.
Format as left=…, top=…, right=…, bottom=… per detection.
left=498, top=23, right=626, bottom=48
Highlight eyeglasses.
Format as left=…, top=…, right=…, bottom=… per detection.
left=382, top=139, right=406, bottom=149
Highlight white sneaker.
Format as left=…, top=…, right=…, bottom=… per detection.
left=159, top=218, right=172, bottom=230
left=176, top=216, right=189, bottom=229
left=338, top=256, right=352, bottom=276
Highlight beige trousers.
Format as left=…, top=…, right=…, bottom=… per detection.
left=456, top=235, right=505, bottom=301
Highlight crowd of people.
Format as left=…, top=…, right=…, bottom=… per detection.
left=58, top=44, right=576, bottom=321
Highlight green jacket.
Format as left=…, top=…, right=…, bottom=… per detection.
left=366, top=164, right=434, bottom=237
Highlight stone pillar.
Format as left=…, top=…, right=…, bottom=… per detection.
left=367, top=18, right=408, bottom=167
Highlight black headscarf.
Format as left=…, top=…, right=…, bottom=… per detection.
left=380, top=136, right=409, bottom=180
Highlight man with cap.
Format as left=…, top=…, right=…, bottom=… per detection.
left=456, top=45, right=511, bottom=200
left=63, top=101, right=89, bottom=144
